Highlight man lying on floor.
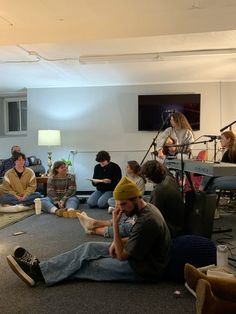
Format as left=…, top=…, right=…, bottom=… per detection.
left=6, top=176, right=171, bottom=286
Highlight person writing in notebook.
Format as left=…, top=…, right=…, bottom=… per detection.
left=87, top=150, right=122, bottom=208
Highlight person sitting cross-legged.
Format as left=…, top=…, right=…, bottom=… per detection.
left=0, top=152, right=41, bottom=210
left=41, top=161, right=80, bottom=218
left=6, top=176, right=171, bottom=287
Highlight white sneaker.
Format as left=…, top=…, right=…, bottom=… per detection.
left=108, top=206, right=115, bottom=214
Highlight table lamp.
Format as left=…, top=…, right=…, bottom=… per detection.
left=38, top=129, right=61, bottom=175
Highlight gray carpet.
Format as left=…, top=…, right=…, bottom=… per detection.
left=0, top=203, right=235, bottom=314
left=0, top=209, right=34, bottom=230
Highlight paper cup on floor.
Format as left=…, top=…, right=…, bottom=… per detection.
left=34, top=198, right=42, bottom=215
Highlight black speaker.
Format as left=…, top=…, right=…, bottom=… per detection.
left=185, top=191, right=216, bottom=238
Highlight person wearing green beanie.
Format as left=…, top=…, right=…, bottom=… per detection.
left=113, top=176, right=142, bottom=200
left=77, top=161, right=146, bottom=238
left=6, top=176, right=171, bottom=287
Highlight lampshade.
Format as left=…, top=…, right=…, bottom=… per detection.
left=38, top=130, right=61, bottom=176
left=38, top=130, right=61, bottom=146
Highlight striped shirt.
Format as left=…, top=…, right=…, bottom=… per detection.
left=47, top=174, right=77, bottom=203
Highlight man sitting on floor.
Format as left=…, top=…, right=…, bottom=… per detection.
left=77, top=160, right=185, bottom=239
left=6, top=176, right=171, bottom=286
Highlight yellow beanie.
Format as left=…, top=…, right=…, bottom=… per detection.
left=113, top=176, right=141, bottom=200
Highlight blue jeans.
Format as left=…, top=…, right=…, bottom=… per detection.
left=104, top=214, right=135, bottom=238
left=202, top=176, right=236, bottom=193
left=108, top=197, right=115, bottom=207
left=41, top=196, right=79, bottom=213
left=40, top=242, right=142, bottom=286
left=0, top=192, right=41, bottom=206
left=87, top=190, right=113, bottom=208
left=104, top=223, right=133, bottom=238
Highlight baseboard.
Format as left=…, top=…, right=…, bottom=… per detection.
left=76, top=191, right=93, bottom=204
left=76, top=191, right=93, bottom=196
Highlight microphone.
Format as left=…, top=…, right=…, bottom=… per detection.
left=203, top=135, right=221, bottom=140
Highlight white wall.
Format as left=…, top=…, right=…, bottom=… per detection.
left=1, top=81, right=235, bottom=190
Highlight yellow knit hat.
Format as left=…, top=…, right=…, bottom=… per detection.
left=113, top=176, right=141, bottom=200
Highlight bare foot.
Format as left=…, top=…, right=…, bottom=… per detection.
left=77, top=212, right=95, bottom=234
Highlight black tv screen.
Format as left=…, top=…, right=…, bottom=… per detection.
left=138, top=94, right=201, bottom=131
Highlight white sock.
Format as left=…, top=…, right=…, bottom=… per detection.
left=50, top=206, right=58, bottom=214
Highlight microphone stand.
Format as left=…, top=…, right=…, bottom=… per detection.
left=179, top=144, right=186, bottom=198
left=167, top=142, right=190, bottom=197
left=220, top=120, right=236, bottom=133
left=140, top=115, right=170, bottom=165
left=213, top=138, right=218, bottom=163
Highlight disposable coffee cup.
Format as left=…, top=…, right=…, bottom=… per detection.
left=34, top=198, right=42, bottom=215
left=216, top=245, right=228, bottom=267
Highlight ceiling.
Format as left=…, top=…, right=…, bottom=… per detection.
left=1, top=0, right=236, bottom=92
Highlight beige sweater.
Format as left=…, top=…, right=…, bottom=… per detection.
left=2, top=167, right=36, bottom=198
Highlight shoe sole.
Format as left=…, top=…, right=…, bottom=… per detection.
left=6, top=255, right=35, bottom=287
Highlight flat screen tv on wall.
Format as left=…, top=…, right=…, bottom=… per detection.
left=138, top=94, right=201, bottom=131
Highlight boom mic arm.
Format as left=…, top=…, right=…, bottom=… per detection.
left=220, top=120, right=236, bottom=132
left=203, top=135, right=221, bottom=139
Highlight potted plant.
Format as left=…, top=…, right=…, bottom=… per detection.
left=61, top=159, right=72, bottom=168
